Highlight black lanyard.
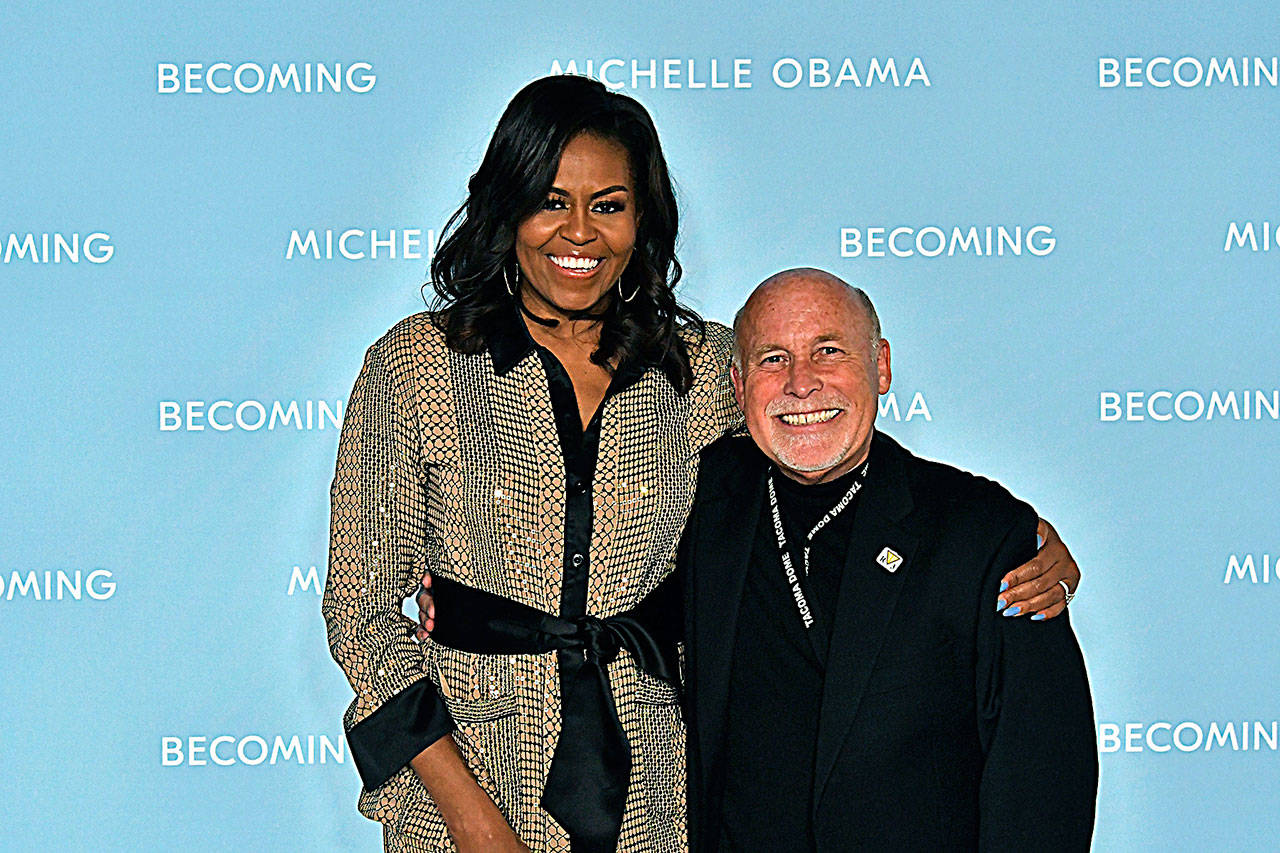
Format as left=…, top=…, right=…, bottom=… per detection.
left=765, top=462, right=868, bottom=631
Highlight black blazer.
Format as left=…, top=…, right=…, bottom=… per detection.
left=681, top=430, right=1098, bottom=852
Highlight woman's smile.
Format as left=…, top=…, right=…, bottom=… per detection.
left=546, top=253, right=604, bottom=275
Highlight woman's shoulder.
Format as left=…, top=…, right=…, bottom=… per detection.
left=367, top=311, right=449, bottom=365
left=356, top=312, right=457, bottom=404
left=677, top=317, right=741, bottom=445
left=677, top=318, right=734, bottom=378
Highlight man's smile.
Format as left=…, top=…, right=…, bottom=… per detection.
left=776, top=408, right=843, bottom=426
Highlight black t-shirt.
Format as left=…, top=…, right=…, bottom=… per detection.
left=718, top=462, right=867, bottom=851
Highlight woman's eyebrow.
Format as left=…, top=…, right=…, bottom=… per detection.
left=591, top=185, right=630, bottom=199
left=545, top=185, right=629, bottom=199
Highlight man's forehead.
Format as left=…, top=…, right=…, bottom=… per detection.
left=746, top=326, right=859, bottom=351
left=742, top=289, right=868, bottom=344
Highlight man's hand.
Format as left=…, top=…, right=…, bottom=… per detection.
left=996, top=518, right=1080, bottom=621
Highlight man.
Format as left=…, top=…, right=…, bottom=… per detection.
left=682, top=268, right=1097, bottom=851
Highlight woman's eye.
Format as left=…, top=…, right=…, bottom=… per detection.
left=593, top=199, right=625, bottom=214
left=541, top=197, right=567, bottom=211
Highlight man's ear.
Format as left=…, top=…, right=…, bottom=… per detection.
left=731, top=363, right=746, bottom=410
left=876, top=339, right=892, bottom=394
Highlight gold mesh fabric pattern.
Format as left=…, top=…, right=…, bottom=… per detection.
left=324, top=312, right=739, bottom=852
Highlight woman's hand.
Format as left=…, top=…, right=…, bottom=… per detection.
left=450, top=813, right=531, bottom=853
left=996, top=518, right=1080, bottom=621
left=410, top=737, right=529, bottom=853
left=413, top=571, right=434, bottom=640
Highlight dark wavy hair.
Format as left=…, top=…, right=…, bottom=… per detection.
left=428, top=75, right=702, bottom=393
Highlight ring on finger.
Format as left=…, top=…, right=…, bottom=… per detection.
left=1057, top=579, right=1076, bottom=606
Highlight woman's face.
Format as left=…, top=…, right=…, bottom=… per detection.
left=514, top=132, right=638, bottom=317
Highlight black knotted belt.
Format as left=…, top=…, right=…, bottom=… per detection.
left=429, top=573, right=682, bottom=853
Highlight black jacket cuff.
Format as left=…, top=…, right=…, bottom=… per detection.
left=347, top=677, right=455, bottom=790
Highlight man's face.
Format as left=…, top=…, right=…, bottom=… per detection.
left=731, top=277, right=891, bottom=484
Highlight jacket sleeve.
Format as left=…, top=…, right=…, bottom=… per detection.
left=322, top=340, right=453, bottom=791
left=685, top=320, right=742, bottom=452
left=976, top=503, right=1099, bottom=852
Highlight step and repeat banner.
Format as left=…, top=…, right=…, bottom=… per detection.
left=3, top=1, right=1278, bottom=850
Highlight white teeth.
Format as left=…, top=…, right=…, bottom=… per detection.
left=778, top=409, right=840, bottom=426
left=549, top=255, right=602, bottom=271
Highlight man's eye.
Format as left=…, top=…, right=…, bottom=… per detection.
left=760, top=354, right=785, bottom=365
left=818, top=346, right=844, bottom=356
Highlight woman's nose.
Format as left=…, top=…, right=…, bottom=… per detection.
left=560, top=206, right=597, bottom=245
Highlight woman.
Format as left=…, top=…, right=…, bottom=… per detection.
left=323, top=75, right=1080, bottom=853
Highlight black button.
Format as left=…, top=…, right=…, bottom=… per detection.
left=571, top=553, right=585, bottom=567
left=569, top=476, right=590, bottom=495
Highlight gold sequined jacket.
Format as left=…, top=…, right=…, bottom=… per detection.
left=323, top=311, right=738, bottom=851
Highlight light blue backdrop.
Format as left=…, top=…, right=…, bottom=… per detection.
left=3, top=1, right=1277, bottom=850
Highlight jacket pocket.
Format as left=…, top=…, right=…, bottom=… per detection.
left=635, top=671, right=681, bottom=706
left=446, top=692, right=518, bottom=724
left=629, top=677, right=687, bottom=841
left=429, top=643, right=518, bottom=722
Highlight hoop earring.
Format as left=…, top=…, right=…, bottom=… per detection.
left=617, top=276, right=639, bottom=303
left=502, top=262, right=520, bottom=296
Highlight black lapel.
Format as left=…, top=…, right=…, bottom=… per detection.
left=812, top=432, right=921, bottom=811
left=691, top=437, right=766, bottom=785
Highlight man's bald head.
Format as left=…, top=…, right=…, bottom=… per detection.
left=729, top=267, right=891, bottom=484
left=732, top=268, right=881, bottom=371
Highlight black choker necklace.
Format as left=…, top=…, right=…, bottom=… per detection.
left=517, top=288, right=613, bottom=328
left=518, top=300, right=560, bottom=327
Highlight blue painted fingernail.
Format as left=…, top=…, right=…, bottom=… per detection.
left=1031, top=613, right=1046, bottom=621
left=996, top=598, right=1007, bottom=612
left=1003, top=606, right=1022, bottom=617
left=999, top=580, right=1009, bottom=593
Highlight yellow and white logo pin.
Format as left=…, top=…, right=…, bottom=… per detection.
left=876, top=547, right=903, bottom=573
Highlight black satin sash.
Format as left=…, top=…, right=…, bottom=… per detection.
left=430, top=573, right=682, bottom=853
